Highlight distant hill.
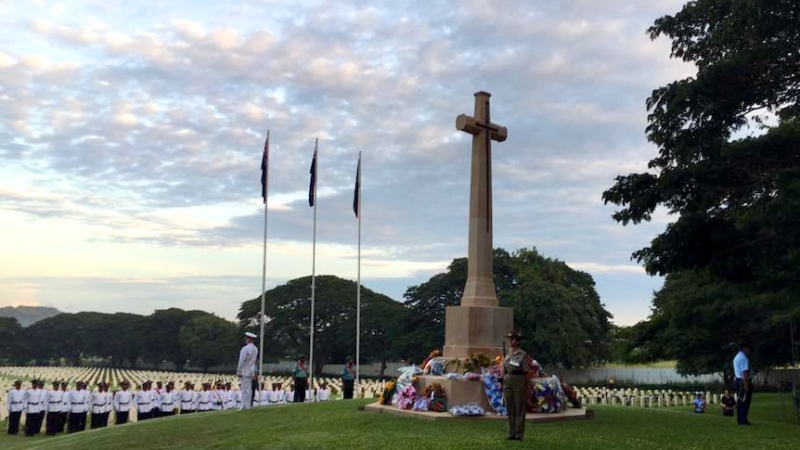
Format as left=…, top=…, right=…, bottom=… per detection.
left=0, top=306, right=61, bottom=327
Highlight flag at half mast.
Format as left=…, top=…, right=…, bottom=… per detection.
left=308, top=143, right=317, bottom=207
left=260, top=132, right=269, bottom=203
left=353, top=153, right=361, bottom=217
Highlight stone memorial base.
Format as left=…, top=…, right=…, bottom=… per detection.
left=364, top=402, right=589, bottom=423
left=364, top=374, right=590, bottom=424
left=417, top=375, right=490, bottom=411
left=442, top=305, right=513, bottom=358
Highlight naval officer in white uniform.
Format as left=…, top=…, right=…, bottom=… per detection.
left=237, top=331, right=259, bottom=410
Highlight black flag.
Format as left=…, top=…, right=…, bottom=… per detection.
left=260, top=133, right=269, bottom=204
left=308, top=147, right=317, bottom=207
left=353, top=154, right=361, bottom=217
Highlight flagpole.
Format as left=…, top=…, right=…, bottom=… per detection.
left=259, top=130, right=270, bottom=377
left=309, top=138, right=318, bottom=395
left=355, top=151, right=362, bottom=397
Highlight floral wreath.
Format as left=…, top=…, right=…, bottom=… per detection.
left=396, top=384, right=417, bottom=410
left=379, top=380, right=396, bottom=405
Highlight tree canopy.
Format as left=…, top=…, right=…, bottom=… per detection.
left=603, top=0, right=800, bottom=373
left=3, top=308, right=237, bottom=369
left=238, top=275, right=407, bottom=375
left=402, top=248, right=612, bottom=368
left=0, top=317, right=25, bottom=364
left=603, top=0, right=800, bottom=288
left=179, top=314, right=240, bottom=372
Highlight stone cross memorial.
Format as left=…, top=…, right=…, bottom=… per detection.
left=443, top=91, right=514, bottom=359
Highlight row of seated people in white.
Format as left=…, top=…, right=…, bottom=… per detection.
left=252, top=386, right=332, bottom=406
left=144, top=385, right=334, bottom=411
left=6, top=384, right=335, bottom=425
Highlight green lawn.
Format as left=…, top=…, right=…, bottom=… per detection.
left=2, top=394, right=797, bottom=450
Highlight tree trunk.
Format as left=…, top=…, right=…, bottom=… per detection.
left=380, top=359, right=388, bottom=379
left=722, top=369, right=734, bottom=387
left=314, top=358, right=324, bottom=376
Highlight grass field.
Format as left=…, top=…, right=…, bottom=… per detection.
left=1, top=394, right=797, bottom=450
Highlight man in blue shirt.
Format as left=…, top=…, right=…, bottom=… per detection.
left=692, top=393, right=706, bottom=413
left=292, top=355, right=308, bottom=403
left=341, top=356, right=356, bottom=399
left=733, top=342, right=753, bottom=425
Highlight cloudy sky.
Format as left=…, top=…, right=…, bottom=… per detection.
left=0, top=0, right=694, bottom=326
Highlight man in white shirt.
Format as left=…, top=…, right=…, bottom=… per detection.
left=733, top=342, right=754, bottom=426
left=317, top=383, right=331, bottom=401
left=179, top=382, right=196, bottom=414
left=305, top=386, right=316, bottom=402
left=284, top=385, right=294, bottom=404
left=58, top=382, right=70, bottom=432
left=134, top=380, right=154, bottom=421
left=113, top=380, right=133, bottom=424
left=102, top=383, right=113, bottom=427
left=24, top=379, right=45, bottom=436
left=6, top=380, right=25, bottom=435
left=223, top=382, right=236, bottom=410
left=90, top=384, right=106, bottom=429
left=34, top=380, right=48, bottom=434
left=152, top=381, right=164, bottom=418
left=232, top=385, right=243, bottom=410
left=197, top=382, right=211, bottom=412
left=45, top=380, right=64, bottom=435
left=260, top=384, right=269, bottom=406
left=237, top=332, right=259, bottom=410
left=160, top=381, right=177, bottom=416
left=267, top=383, right=284, bottom=405
left=210, top=381, right=224, bottom=411
left=67, top=381, right=89, bottom=433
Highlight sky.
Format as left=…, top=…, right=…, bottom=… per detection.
left=0, top=0, right=696, bottom=326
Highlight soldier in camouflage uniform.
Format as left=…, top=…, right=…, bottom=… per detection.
left=502, top=330, right=531, bottom=441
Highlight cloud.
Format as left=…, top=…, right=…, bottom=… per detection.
left=567, top=262, right=646, bottom=275
left=0, top=0, right=694, bottom=324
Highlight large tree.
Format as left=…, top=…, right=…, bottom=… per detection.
left=621, top=270, right=794, bottom=380
left=102, top=313, right=149, bottom=368
left=141, top=308, right=210, bottom=370
left=238, top=275, right=407, bottom=375
left=603, top=1, right=800, bottom=289
left=602, top=1, right=800, bottom=371
left=179, top=314, right=239, bottom=372
left=26, top=313, right=88, bottom=365
left=0, top=317, right=26, bottom=364
left=402, top=248, right=612, bottom=367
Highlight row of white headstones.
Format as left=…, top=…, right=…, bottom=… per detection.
left=574, top=386, right=723, bottom=408
left=0, top=366, right=388, bottom=422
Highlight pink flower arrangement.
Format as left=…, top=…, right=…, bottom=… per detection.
left=396, top=384, right=417, bottom=410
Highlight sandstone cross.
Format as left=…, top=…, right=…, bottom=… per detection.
left=443, top=91, right=513, bottom=358
left=455, top=91, right=507, bottom=307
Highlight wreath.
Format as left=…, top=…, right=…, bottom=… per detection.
left=464, top=352, right=494, bottom=373
left=423, top=383, right=448, bottom=413
left=379, top=380, right=396, bottom=405
left=396, top=384, right=417, bottom=410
